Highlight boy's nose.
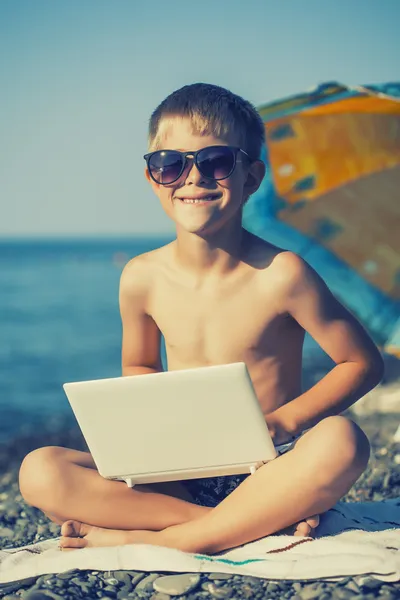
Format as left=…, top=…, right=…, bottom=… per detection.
left=184, top=159, right=208, bottom=185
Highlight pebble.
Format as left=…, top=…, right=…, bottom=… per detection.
left=208, top=573, right=232, bottom=581
left=23, top=592, right=61, bottom=600
left=135, top=573, right=162, bottom=592
left=105, top=577, right=120, bottom=586
left=300, top=585, right=325, bottom=600
left=111, top=572, right=132, bottom=585
left=206, top=583, right=233, bottom=598
left=129, top=572, right=146, bottom=587
left=116, top=585, right=133, bottom=599
left=344, top=580, right=360, bottom=594
left=150, top=594, right=172, bottom=600
left=358, top=576, right=382, bottom=590
left=266, top=581, right=280, bottom=593
left=56, top=569, right=80, bottom=580
left=153, top=573, right=201, bottom=596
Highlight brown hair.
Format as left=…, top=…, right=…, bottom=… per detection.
left=148, top=83, right=265, bottom=160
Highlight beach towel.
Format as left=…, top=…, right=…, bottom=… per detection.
left=1, top=499, right=399, bottom=584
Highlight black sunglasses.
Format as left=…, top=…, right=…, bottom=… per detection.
left=144, top=145, right=252, bottom=185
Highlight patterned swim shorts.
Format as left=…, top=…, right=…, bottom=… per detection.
left=181, top=434, right=303, bottom=508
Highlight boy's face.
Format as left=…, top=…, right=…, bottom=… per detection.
left=145, top=117, right=263, bottom=237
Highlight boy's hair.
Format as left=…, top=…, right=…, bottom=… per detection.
left=148, top=83, right=265, bottom=160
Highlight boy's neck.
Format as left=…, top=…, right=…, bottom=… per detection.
left=174, top=218, right=247, bottom=277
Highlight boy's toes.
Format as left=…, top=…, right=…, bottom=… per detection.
left=294, top=521, right=312, bottom=537
left=61, top=520, right=83, bottom=538
left=306, top=514, right=320, bottom=530
left=59, top=536, right=88, bottom=550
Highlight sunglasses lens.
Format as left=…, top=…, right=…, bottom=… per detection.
left=148, top=151, right=183, bottom=184
left=197, top=147, right=235, bottom=180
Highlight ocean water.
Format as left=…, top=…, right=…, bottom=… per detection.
left=0, top=236, right=330, bottom=443
left=0, top=237, right=173, bottom=443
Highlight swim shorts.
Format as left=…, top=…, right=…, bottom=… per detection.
left=182, top=433, right=304, bottom=508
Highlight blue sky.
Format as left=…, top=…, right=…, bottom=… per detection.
left=1, top=0, right=399, bottom=237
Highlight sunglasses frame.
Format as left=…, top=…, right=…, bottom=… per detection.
left=143, top=145, right=252, bottom=185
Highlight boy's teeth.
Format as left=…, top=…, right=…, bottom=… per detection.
left=181, top=196, right=216, bottom=203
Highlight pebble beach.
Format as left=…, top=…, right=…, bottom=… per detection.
left=1, top=406, right=399, bottom=600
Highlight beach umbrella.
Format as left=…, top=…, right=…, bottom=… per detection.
left=243, top=81, right=400, bottom=357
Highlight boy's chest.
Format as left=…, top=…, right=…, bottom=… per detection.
left=149, top=279, right=288, bottom=364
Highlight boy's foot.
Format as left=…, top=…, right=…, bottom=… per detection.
left=59, top=514, right=320, bottom=550
left=293, top=514, right=320, bottom=537
left=59, top=520, right=158, bottom=549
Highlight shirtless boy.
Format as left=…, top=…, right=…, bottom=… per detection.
left=19, top=83, right=383, bottom=554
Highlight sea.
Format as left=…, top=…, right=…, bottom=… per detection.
left=0, top=236, right=331, bottom=444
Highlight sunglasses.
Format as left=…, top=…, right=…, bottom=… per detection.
left=144, top=145, right=252, bottom=185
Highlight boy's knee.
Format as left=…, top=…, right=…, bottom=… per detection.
left=19, top=446, right=67, bottom=509
left=316, top=415, right=370, bottom=472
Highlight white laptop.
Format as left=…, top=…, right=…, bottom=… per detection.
left=63, top=362, right=277, bottom=487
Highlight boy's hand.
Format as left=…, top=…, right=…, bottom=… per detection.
left=265, top=411, right=296, bottom=446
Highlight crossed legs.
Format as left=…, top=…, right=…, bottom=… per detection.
left=19, top=416, right=369, bottom=554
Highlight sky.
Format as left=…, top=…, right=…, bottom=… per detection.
left=0, top=0, right=399, bottom=238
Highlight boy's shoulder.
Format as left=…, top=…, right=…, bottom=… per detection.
left=119, top=241, right=174, bottom=296
left=246, top=233, right=312, bottom=288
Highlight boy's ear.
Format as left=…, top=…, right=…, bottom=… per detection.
left=243, top=160, right=266, bottom=199
left=145, top=168, right=160, bottom=194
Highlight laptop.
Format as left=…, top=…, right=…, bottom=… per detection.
left=63, top=362, right=277, bottom=487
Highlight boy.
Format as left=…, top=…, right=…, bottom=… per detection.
left=19, top=83, right=383, bottom=554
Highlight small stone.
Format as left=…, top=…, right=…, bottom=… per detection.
left=379, top=593, right=396, bottom=600
left=57, top=569, right=80, bottom=580
left=153, top=573, right=201, bottom=596
left=23, top=593, right=60, bottom=600
left=102, top=586, right=118, bottom=596
left=135, top=573, right=161, bottom=592
left=241, top=576, right=260, bottom=585
left=359, top=577, right=382, bottom=590
left=334, top=589, right=354, bottom=599
left=105, top=578, right=120, bottom=586
left=116, top=585, right=133, bottom=599
left=0, top=526, right=14, bottom=538
left=202, top=582, right=233, bottom=597
left=112, top=572, right=132, bottom=586
left=240, top=584, right=254, bottom=598
left=0, top=582, right=24, bottom=595
left=300, top=585, right=324, bottom=600
left=208, top=574, right=232, bottom=581
left=130, top=572, right=146, bottom=587
left=394, top=454, right=400, bottom=464
left=150, top=594, right=171, bottom=600
left=345, top=580, right=360, bottom=594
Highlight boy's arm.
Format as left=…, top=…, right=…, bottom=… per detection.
left=119, top=258, right=163, bottom=377
left=268, top=253, right=384, bottom=438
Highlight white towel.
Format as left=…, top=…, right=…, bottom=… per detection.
left=1, top=499, right=399, bottom=584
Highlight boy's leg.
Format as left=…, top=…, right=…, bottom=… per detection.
left=60, top=416, right=369, bottom=551
left=19, top=446, right=209, bottom=531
